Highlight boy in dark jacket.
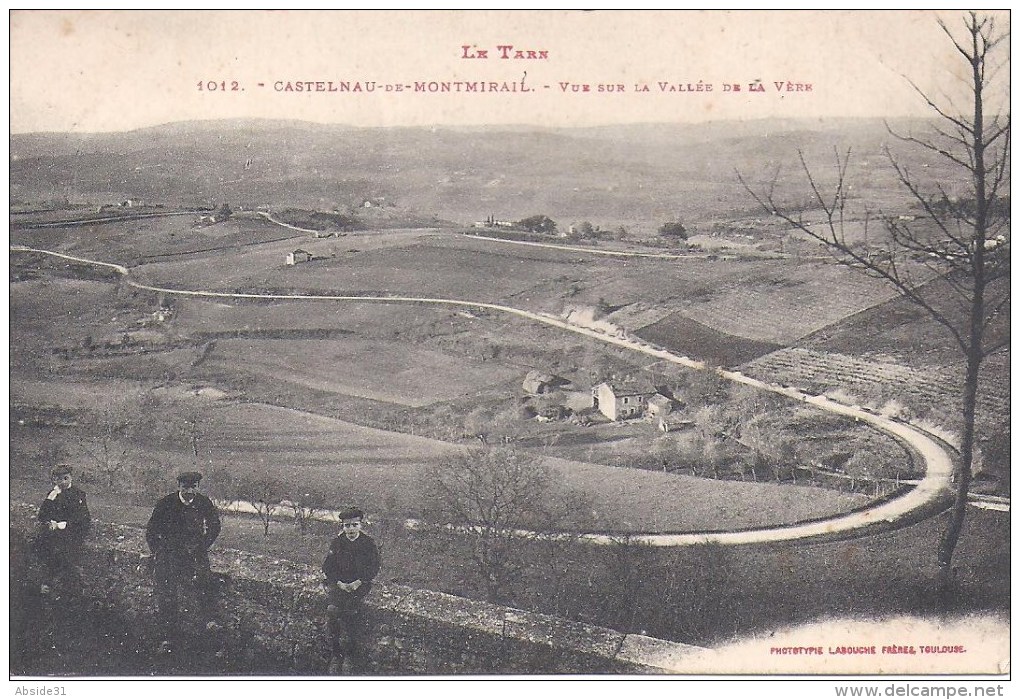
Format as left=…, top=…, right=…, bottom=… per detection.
left=36, top=465, right=91, bottom=597
left=322, top=506, right=380, bottom=674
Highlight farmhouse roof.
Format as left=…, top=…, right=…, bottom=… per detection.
left=597, top=380, right=657, bottom=397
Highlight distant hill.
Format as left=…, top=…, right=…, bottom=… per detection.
left=10, top=118, right=964, bottom=229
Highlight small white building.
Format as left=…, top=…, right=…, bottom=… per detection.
left=286, top=249, right=314, bottom=266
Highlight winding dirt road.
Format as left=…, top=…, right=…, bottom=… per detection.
left=11, top=244, right=958, bottom=546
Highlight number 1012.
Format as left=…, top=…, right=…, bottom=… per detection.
left=198, top=80, right=241, bottom=91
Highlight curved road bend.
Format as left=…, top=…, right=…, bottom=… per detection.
left=11, top=245, right=957, bottom=547
left=255, top=211, right=322, bottom=235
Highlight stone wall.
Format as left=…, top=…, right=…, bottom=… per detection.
left=11, top=503, right=701, bottom=675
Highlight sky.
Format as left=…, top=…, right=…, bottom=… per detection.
left=9, top=10, right=1011, bottom=133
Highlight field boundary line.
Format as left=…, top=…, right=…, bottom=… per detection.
left=11, top=209, right=204, bottom=229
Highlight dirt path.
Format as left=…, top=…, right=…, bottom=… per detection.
left=256, top=210, right=322, bottom=234
left=10, top=245, right=959, bottom=547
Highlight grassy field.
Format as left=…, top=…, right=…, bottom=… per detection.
left=131, top=228, right=907, bottom=355
left=9, top=213, right=301, bottom=265
left=130, top=229, right=460, bottom=291
left=9, top=384, right=872, bottom=533
left=13, top=218, right=917, bottom=362
left=172, top=296, right=432, bottom=334
left=9, top=241, right=969, bottom=498
left=9, top=276, right=153, bottom=367
left=201, top=338, right=519, bottom=407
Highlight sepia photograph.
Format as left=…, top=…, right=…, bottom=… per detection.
left=8, top=9, right=1010, bottom=689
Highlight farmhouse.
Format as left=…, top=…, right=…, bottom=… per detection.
left=285, top=249, right=314, bottom=266
left=591, top=381, right=657, bottom=421
left=477, top=215, right=516, bottom=229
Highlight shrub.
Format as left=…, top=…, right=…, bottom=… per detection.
left=658, top=221, right=688, bottom=239
left=516, top=215, right=557, bottom=234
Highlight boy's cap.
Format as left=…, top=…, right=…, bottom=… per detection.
left=177, top=471, right=203, bottom=487
left=50, top=465, right=72, bottom=478
left=337, top=506, right=364, bottom=521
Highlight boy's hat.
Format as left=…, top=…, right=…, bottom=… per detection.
left=177, top=471, right=203, bottom=487
left=50, top=464, right=72, bottom=479
left=337, top=506, right=364, bottom=521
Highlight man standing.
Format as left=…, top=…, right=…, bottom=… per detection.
left=146, top=471, right=222, bottom=652
left=36, top=465, right=91, bottom=598
left=322, top=507, right=380, bottom=674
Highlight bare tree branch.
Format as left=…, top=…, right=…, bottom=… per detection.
left=741, top=11, right=1010, bottom=588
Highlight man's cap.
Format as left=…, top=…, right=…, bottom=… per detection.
left=50, top=464, right=72, bottom=478
left=177, top=471, right=203, bottom=487
left=337, top=506, right=364, bottom=521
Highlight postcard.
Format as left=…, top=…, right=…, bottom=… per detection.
left=9, top=9, right=1010, bottom=691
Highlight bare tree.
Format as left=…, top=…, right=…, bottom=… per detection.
left=424, top=445, right=552, bottom=603
left=125, top=455, right=179, bottom=500
left=739, top=413, right=795, bottom=483
left=739, top=12, right=1009, bottom=591
left=286, top=486, right=336, bottom=534
left=229, top=470, right=286, bottom=537
left=77, top=400, right=137, bottom=489
left=690, top=405, right=727, bottom=479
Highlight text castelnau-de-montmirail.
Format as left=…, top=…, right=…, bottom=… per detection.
left=197, top=80, right=813, bottom=94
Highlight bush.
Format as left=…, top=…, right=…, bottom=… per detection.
left=823, top=387, right=858, bottom=406
left=517, top=214, right=557, bottom=234
left=879, top=399, right=911, bottom=420
left=658, top=221, right=688, bottom=239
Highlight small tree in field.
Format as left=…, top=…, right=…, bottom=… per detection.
left=739, top=413, right=795, bottom=482
left=425, top=446, right=552, bottom=603
left=230, top=470, right=286, bottom=537
left=739, top=12, right=1009, bottom=594
left=286, top=486, right=336, bottom=534
left=77, top=400, right=138, bottom=489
